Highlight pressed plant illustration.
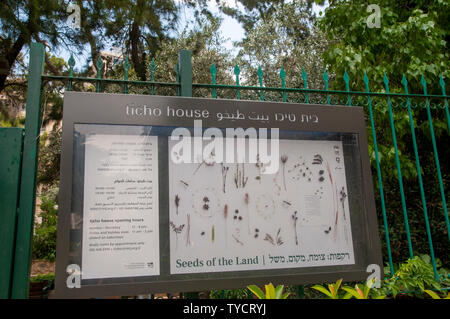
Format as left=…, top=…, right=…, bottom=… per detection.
left=255, top=154, right=264, bottom=183
left=326, top=160, right=339, bottom=239
left=169, top=221, right=185, bottom=250
left=280, top=155, right=288, bottom=191
left=234, top=163, right=248, bottom=188
left=221, top=164, right=229, bottom=193
left=224, top=204, right=228, bottom=246
left=232, top=234, right=244, bottom=246
left=288, top=156, right=313, bottom=182
left=174, top=194, right=180, bottom=215
left=312, top=154, right=323, bottom=165
left=180, top=180, right=189, bottom=188
left=256, top=195, right=275, bottom=220
left=339, top=186, right=347, bottom=220
left=192, top=187, right=219, bottom=218
left=244, top=193, right=250, bottom=234
left=264, top=228, right=283, bottom=246
left=193, top=151, right=216, bottom=175
left=202, top=196, right=210, bottom=211
left=186, top=214, right=191, bottom=246
left=291, top=211, right=299, bottom=246
left=212, top=225, right=215, bottom=243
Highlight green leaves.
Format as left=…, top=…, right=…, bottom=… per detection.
left=311, top=279, right=344, bottom=299
left=247, top=283, right=290, bottom=299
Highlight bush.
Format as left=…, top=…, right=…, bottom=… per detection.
left=32, top=187, right=58, bottom=261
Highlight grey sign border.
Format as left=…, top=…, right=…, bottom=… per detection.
left=55, top=92, right=383, bottom=298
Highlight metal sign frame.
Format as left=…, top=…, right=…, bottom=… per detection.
left=55, top=92, right=382, bottom=298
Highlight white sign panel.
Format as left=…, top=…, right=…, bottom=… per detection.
left=81, top=134, right=160, bottom=279
left=168, top=138, right=355, bottom=274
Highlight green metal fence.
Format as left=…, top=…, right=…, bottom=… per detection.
left=4, top=42, right=449, bottom=298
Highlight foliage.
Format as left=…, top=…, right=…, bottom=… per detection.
left=247, top=283, right=290, bottom=299
left=236, top=1, right=328, bottom=91
left=318, top=0, right=449, bottom=90
left=38, top=129, right=62, bottom=188
left=30, top=272, right=55, bottom=283
left=379, top=256, right=443, bottom=298
left=311, top=279, right=348, bottom=299
left=32, top=187, right=59, bottom=261
left=342, top=278, right=386, bottom=299
left=210, top=288, right=250, bottom=299
left=424, top=290, right=450, bottom=299
left=318, top=0, right=450, bottom=267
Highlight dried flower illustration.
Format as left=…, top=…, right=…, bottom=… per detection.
left=280, top=155, right=288, bottom=191
left=326, top=161, right=339, bottom=239
left=175, top=194, right=180, bottom=215
left=169, top=221, right=185, bottom=249
left=255, top=154, right=264, bottom=183
left=180, top=180, right=189, bottom=188
left=312, top=154, right=323, bottom=165
left=212, top=225, right=215, bottom=243
left=288, top=156, right=312, bottom=182
left=202, top=196, right=210, bottom=211
left=314, top=187, right=324, bottom=199
left=186, top=214, right=191, bottom=246
left=264, top=228, right=283, bottom=246
left=339, top=186, right=347, bottom=220
left=292, top=211, right=299, bottom=246
left=234, top=163, right=248, bottom=188
left=193, top=151, right=216, bottom=175
left=232, top=234, right=244, bottom=246
left=244, top=193, right=250, bottom=234
left=224, top=204, right=228, bottom=246
left=221, top=164, right=229, bottom=193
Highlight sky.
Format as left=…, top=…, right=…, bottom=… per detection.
left=56, top=0, right=328, bottom=71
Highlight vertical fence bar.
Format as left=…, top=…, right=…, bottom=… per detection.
left=323, top=70, right=330, bottom=105
left=96, top=56, right=104, bottom=93
left=364, top=73, right=394, bottom=276
left=67, top=54, right=75, bottom=91
left=174, top=62, right=180, bottom=96
left=234, top=64, right=241, bottom=100
left=384, top=73, right=414, bottom=259
left=439, top=76, right=450, bottom=132
left=257, top=66, right=264, bottom=101
left=210, top=63, right=217, bottom=99
left=11, top=42, right=45, bottom=298
left=343, top=70, right=351, bottom=106
left=123, top=57, right=130, bottom=94
left=179, top=50, right=192, bottom=98
left=402, top=75, right=439, bottom=279
left=280, top=67, right=286, bottom=102
left=0, top=128, right=23, bottom=298
left=421, top=75, right=450, bottom=243
left=302, top=68, right=309, bottom=104
left=150, top=59, right=156, bottom=95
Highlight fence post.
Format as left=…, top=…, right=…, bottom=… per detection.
left=0, top=128, right=24, bottom=298
left=11, top=42, right=45, bottom=299
left=178, top=50, right=192, bottom=97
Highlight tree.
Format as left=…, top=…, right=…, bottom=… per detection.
left=318, top=0, right=449, bottom=91
left=318, top=0, right=450, bottom=265
left=0, top=0, right=69, bottom=91
left=235, top=1, right=328, bottom=91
